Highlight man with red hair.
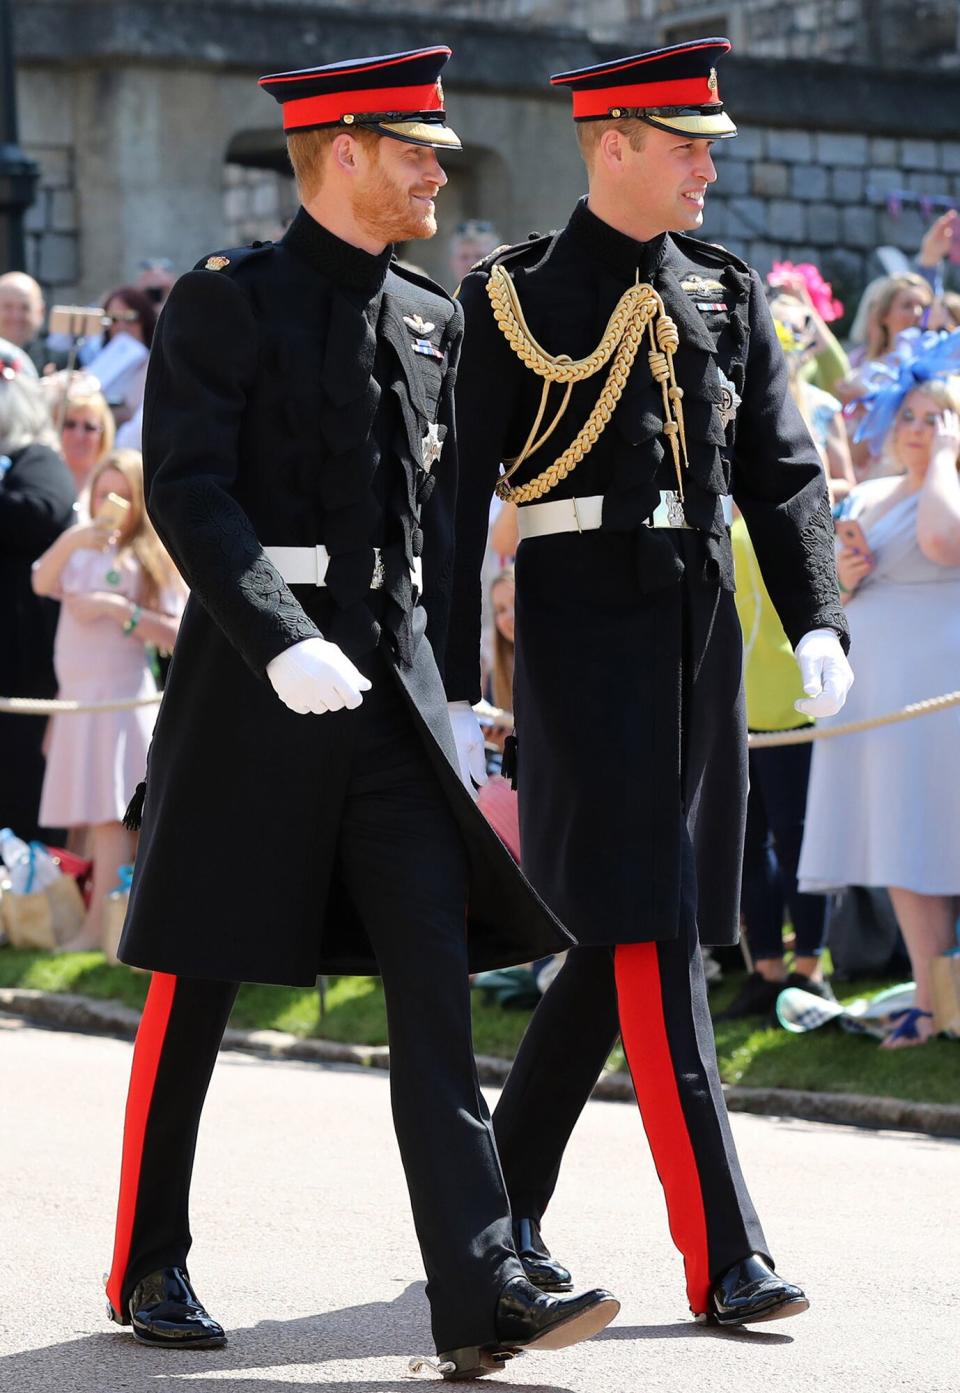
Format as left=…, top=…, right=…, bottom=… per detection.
left=102, top=46, right=616, bottom=1380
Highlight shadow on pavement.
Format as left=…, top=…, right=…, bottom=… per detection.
left=598, top=1321, right=794, bottom=1345
left=0, top=1283, right=579, bottom=1392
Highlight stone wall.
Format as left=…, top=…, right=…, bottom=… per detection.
left=22, top=145, right=79, bottom=293
left=274, top=0, right=651, bottom=39
left=244, top=0, right=960, bottom=57
left=222, top=164, right=300, bottom=251
left=12, top=2, right=960, bottom=307
left=655, top=0, right=959, bottom=66
left=701, top=125, right=960, bottom=306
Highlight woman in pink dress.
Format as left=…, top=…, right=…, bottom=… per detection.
left=32, top=449, right=185, bottom=950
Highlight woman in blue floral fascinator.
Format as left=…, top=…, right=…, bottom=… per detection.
left=798, top=327, right=960, bottom=1047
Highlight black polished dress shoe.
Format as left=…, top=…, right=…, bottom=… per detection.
left=513, top=1217, right=573, bottom=1292
left=108, top=1266, right=227, bottom=1348
left=437, top=1275, right=619, bottom=1380
left=705, top=1254, right=809, bottom=1326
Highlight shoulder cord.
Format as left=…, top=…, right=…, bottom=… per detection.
left=485, top=263, right=689, bottom=504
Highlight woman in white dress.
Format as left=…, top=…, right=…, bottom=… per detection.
left=32, top=449, right=185, bottom=951
left=798, top=341, right=960, bottom=1046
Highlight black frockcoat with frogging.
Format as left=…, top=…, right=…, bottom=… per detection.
left=450, top=200, right=849, bottom=949
left=118, top=208, right=571, bottom=986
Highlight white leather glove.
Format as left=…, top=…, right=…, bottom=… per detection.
left=447, top=700, right=489, bottom=796
left=794, top=628, right=854, bottom=718
left=266, top=637, right=371, bottom=715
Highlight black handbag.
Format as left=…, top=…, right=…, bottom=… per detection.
left=826, top=886, right=910, bottom=979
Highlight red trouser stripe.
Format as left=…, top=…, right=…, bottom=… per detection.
left=105, top=972, right=177, bottom=1314
left=614, top=942, right=711, bottom=1314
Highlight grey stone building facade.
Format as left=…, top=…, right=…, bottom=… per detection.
left=651, top=0, right=960, bottom=66
left=13, top=1, right=960, bottom=312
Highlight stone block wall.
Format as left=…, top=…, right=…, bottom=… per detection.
left=222, top=163, right=299, bottom=250
left=655, top=0, right=959, bottom=66
left=13, top=3, right=960, bottom=310
left=22, top=144, right=80, bottom=293
left=701, top=125, right=960, bottom=311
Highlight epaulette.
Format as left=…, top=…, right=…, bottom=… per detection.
left=671, top=231, right=750, bottom=275
left=191, top=240, right=275, bottom=275
left=389, top=257, right=456, bottom=308
left=466, top=232, right=557, bottom=279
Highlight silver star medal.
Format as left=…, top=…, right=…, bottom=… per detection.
left=717, top=368, right=741, bottom=431
left=404, top=312, right=444, bottom=360
left=421, top=422, right=443, bottom=473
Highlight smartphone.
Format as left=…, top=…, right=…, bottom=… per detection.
left=49, top=305, right=109, bottom=338
left=835, top=517, right=872, bottom=556
left=95, top=492, right=131, bottom=532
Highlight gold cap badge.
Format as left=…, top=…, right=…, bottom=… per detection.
left=707, top=68, right=718, bottom=92
left=204, top=255, right=230, bottom=271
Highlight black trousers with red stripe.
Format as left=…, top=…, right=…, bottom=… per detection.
left=493, top=913, right=769, bottom=1315
left=106, top=674, right=524, bottom=1353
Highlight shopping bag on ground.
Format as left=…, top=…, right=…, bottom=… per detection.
left=776, top=982, right=916, bottom=1040
left=1, top=874, right=85, bottom=949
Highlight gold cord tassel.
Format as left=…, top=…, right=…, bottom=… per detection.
left=487, top=265, right=689, bottom=504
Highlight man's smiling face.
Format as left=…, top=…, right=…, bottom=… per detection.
left=616, top=124, right=718, bottom=235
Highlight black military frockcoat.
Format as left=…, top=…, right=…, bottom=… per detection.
left=118, top=207, right=571, bottom=986
left=450, top=199, right=849, bottom=949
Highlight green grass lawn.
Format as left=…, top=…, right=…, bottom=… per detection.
left=0, top=948, right=956, bottom=1107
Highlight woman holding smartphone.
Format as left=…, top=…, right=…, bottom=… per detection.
left=798, top=341, right=960, bottom=1047
left=31, top=449, right=185, bottom=951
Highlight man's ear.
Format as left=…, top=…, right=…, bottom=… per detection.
left=598, top=128, right=625, bottom=171
left=330, top=132, right=361, bottom=176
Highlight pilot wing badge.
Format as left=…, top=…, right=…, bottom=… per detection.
left=404, top=313, right=444, bottom=359
left=681, top=273, right=727, bottom=313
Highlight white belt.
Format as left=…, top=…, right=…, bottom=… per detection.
left=516, top=490, right=733, bottom=542
left=263, top=545, right=423, bottom=593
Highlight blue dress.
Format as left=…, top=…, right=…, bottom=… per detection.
left=799, top=478, right=960, bottom=895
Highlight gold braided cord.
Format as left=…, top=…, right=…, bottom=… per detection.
left=516, top=378, right=574, bottom=466
left=486, top=264, right=690, bottom=504
left=488, top=263, right=655, bottom=383
left=495, top=315, right=647, bottom=503
left=503, top=373, right=574, bottom=484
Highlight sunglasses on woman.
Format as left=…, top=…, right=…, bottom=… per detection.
left=63, top=418, right=103, bottom=433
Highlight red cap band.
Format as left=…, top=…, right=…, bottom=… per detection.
left=280, top=81, right=443, bottom=131
left=572, top=75, right=719, bottom=119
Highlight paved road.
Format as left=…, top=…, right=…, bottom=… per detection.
left=1, top=1013, right=956, bottom=1393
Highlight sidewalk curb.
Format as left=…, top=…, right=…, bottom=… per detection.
left=3, top=986, right=958, bottom=1139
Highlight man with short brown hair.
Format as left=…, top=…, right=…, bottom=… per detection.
left=452, top=37, right=852, bottom=1328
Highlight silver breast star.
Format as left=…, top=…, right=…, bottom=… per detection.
left=421, top=422, right=443, bottom=472
left=717, top=368, right=742, bottom=431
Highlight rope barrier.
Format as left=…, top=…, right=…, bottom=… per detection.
left=4, top=688, right=960, bottom=748
left=0, top=694, right=162, bottom=715
left=746, top=689, right=960, bottom=747
left=476, top=691, right=960, bottom=748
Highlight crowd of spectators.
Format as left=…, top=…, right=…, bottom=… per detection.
left=2, top=201, right=959, bottom=1048
left=0, top=263, right=182, bottom=954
